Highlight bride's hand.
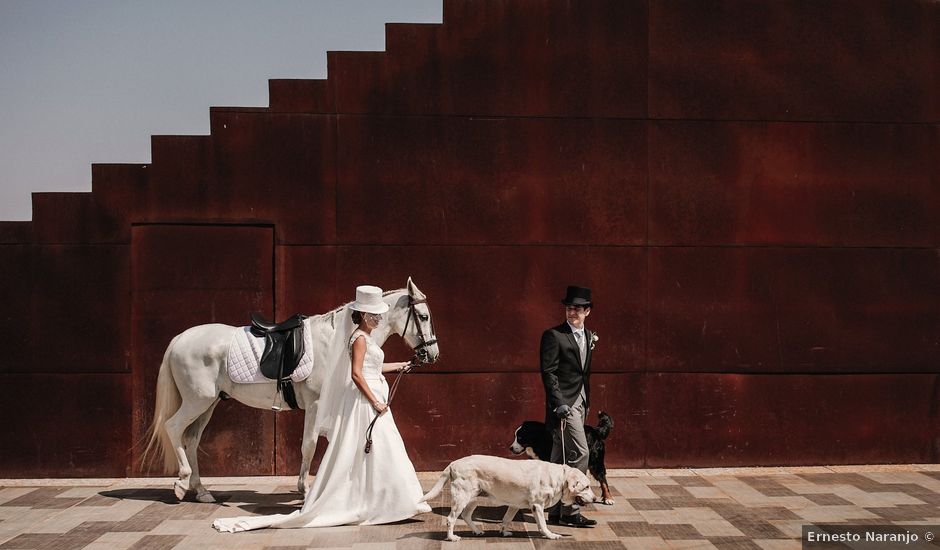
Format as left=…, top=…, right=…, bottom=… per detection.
left=372, top=401, right=388, bottom=414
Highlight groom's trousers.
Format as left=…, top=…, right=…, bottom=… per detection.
left=548, top=395, right=589, bottom=517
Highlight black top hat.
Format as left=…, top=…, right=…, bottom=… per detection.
left=561, top=286, right=592, bottom=307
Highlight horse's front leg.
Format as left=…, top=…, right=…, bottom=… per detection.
left=297, top=405, right=319, bottom=493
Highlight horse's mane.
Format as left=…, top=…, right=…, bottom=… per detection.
left=311, top=287, right=407, bottom=320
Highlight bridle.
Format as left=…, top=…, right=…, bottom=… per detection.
left=365, top=296, right=438, bottom=454
left=400, top=296, right=438, bottom=364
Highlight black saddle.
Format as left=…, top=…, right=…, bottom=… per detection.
left=249, top=313, right=307, bottom=409
left=250, top=313, right=305, bottom=333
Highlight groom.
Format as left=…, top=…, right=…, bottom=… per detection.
left=539, top=285, right=597, bottom=527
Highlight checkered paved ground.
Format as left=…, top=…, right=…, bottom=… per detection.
left=1, top=465, right=938, bottom=549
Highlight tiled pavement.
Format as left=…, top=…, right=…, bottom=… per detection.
left=1, top=465, right=939, bottom=549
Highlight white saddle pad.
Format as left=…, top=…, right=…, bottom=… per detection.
left=227, top=325, right=314, bottom=384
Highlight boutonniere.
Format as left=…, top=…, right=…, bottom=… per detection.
left=590, top=332, right=599, bottom=350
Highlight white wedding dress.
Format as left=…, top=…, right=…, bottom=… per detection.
left=213, top=329, right=431, bottom=532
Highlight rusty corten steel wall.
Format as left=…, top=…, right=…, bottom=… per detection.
left=0, top=0, right=937, bottom=477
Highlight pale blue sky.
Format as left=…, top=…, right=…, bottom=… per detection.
left=0, top=0, right=442, bottom=221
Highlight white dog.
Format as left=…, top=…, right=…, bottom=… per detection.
left=420, top=454, right=597, bottom=541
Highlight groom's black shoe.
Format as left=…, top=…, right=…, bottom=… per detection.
left=548, top=513, right=561, bottom=525
left=559, top=514, right=596, bottom=527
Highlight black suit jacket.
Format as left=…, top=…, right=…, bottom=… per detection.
left=540, top=322, right=593, bottom=429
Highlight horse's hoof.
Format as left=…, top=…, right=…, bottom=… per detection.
left=173, top=481, right=188, bottom=500
left=196, top=491, right=216, bottom=503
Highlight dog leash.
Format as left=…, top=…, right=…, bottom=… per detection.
left=364, top=357, right=417, bottom=454
left=560, top=417, right=567, bottom=465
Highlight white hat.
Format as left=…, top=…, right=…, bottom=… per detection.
left=351, top=285, right=389, bottom=314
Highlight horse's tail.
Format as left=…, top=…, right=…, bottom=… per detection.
left=420, top=465, right=452, bottom=503
left=142, top=336, right=182, bottom=474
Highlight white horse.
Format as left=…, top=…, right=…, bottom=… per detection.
left=144, top=278, right=439, bottom=503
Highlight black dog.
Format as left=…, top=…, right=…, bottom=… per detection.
left=509, top=411, right=614, bottom=504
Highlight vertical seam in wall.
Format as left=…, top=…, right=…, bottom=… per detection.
left=271, top=225, right=277, bottom=318
left=644, top=0, right=652, bottom=469
left=646, top=0, right=652, bottom=124
left=128, top=233, right=138, bottom=476
left=332, top=62, right=341, bottom=244
left=271, top=226, right=278, bottom=474
left=333, top=113, right=340, bottom=243
left=644, top=128, right=651, bottom=468
left=929, top=374, right=940, bottom=463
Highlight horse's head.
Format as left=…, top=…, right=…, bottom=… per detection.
left=385, top=277, right=440, bottom=364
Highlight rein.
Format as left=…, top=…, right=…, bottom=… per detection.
left=560, top=417, right=568, bottom=465
left=364, top=358, right=414, bottom=453
left=364, top=297, right=435, bottom=454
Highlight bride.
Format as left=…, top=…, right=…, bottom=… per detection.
left=213, top=285, right=431, bottom=532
